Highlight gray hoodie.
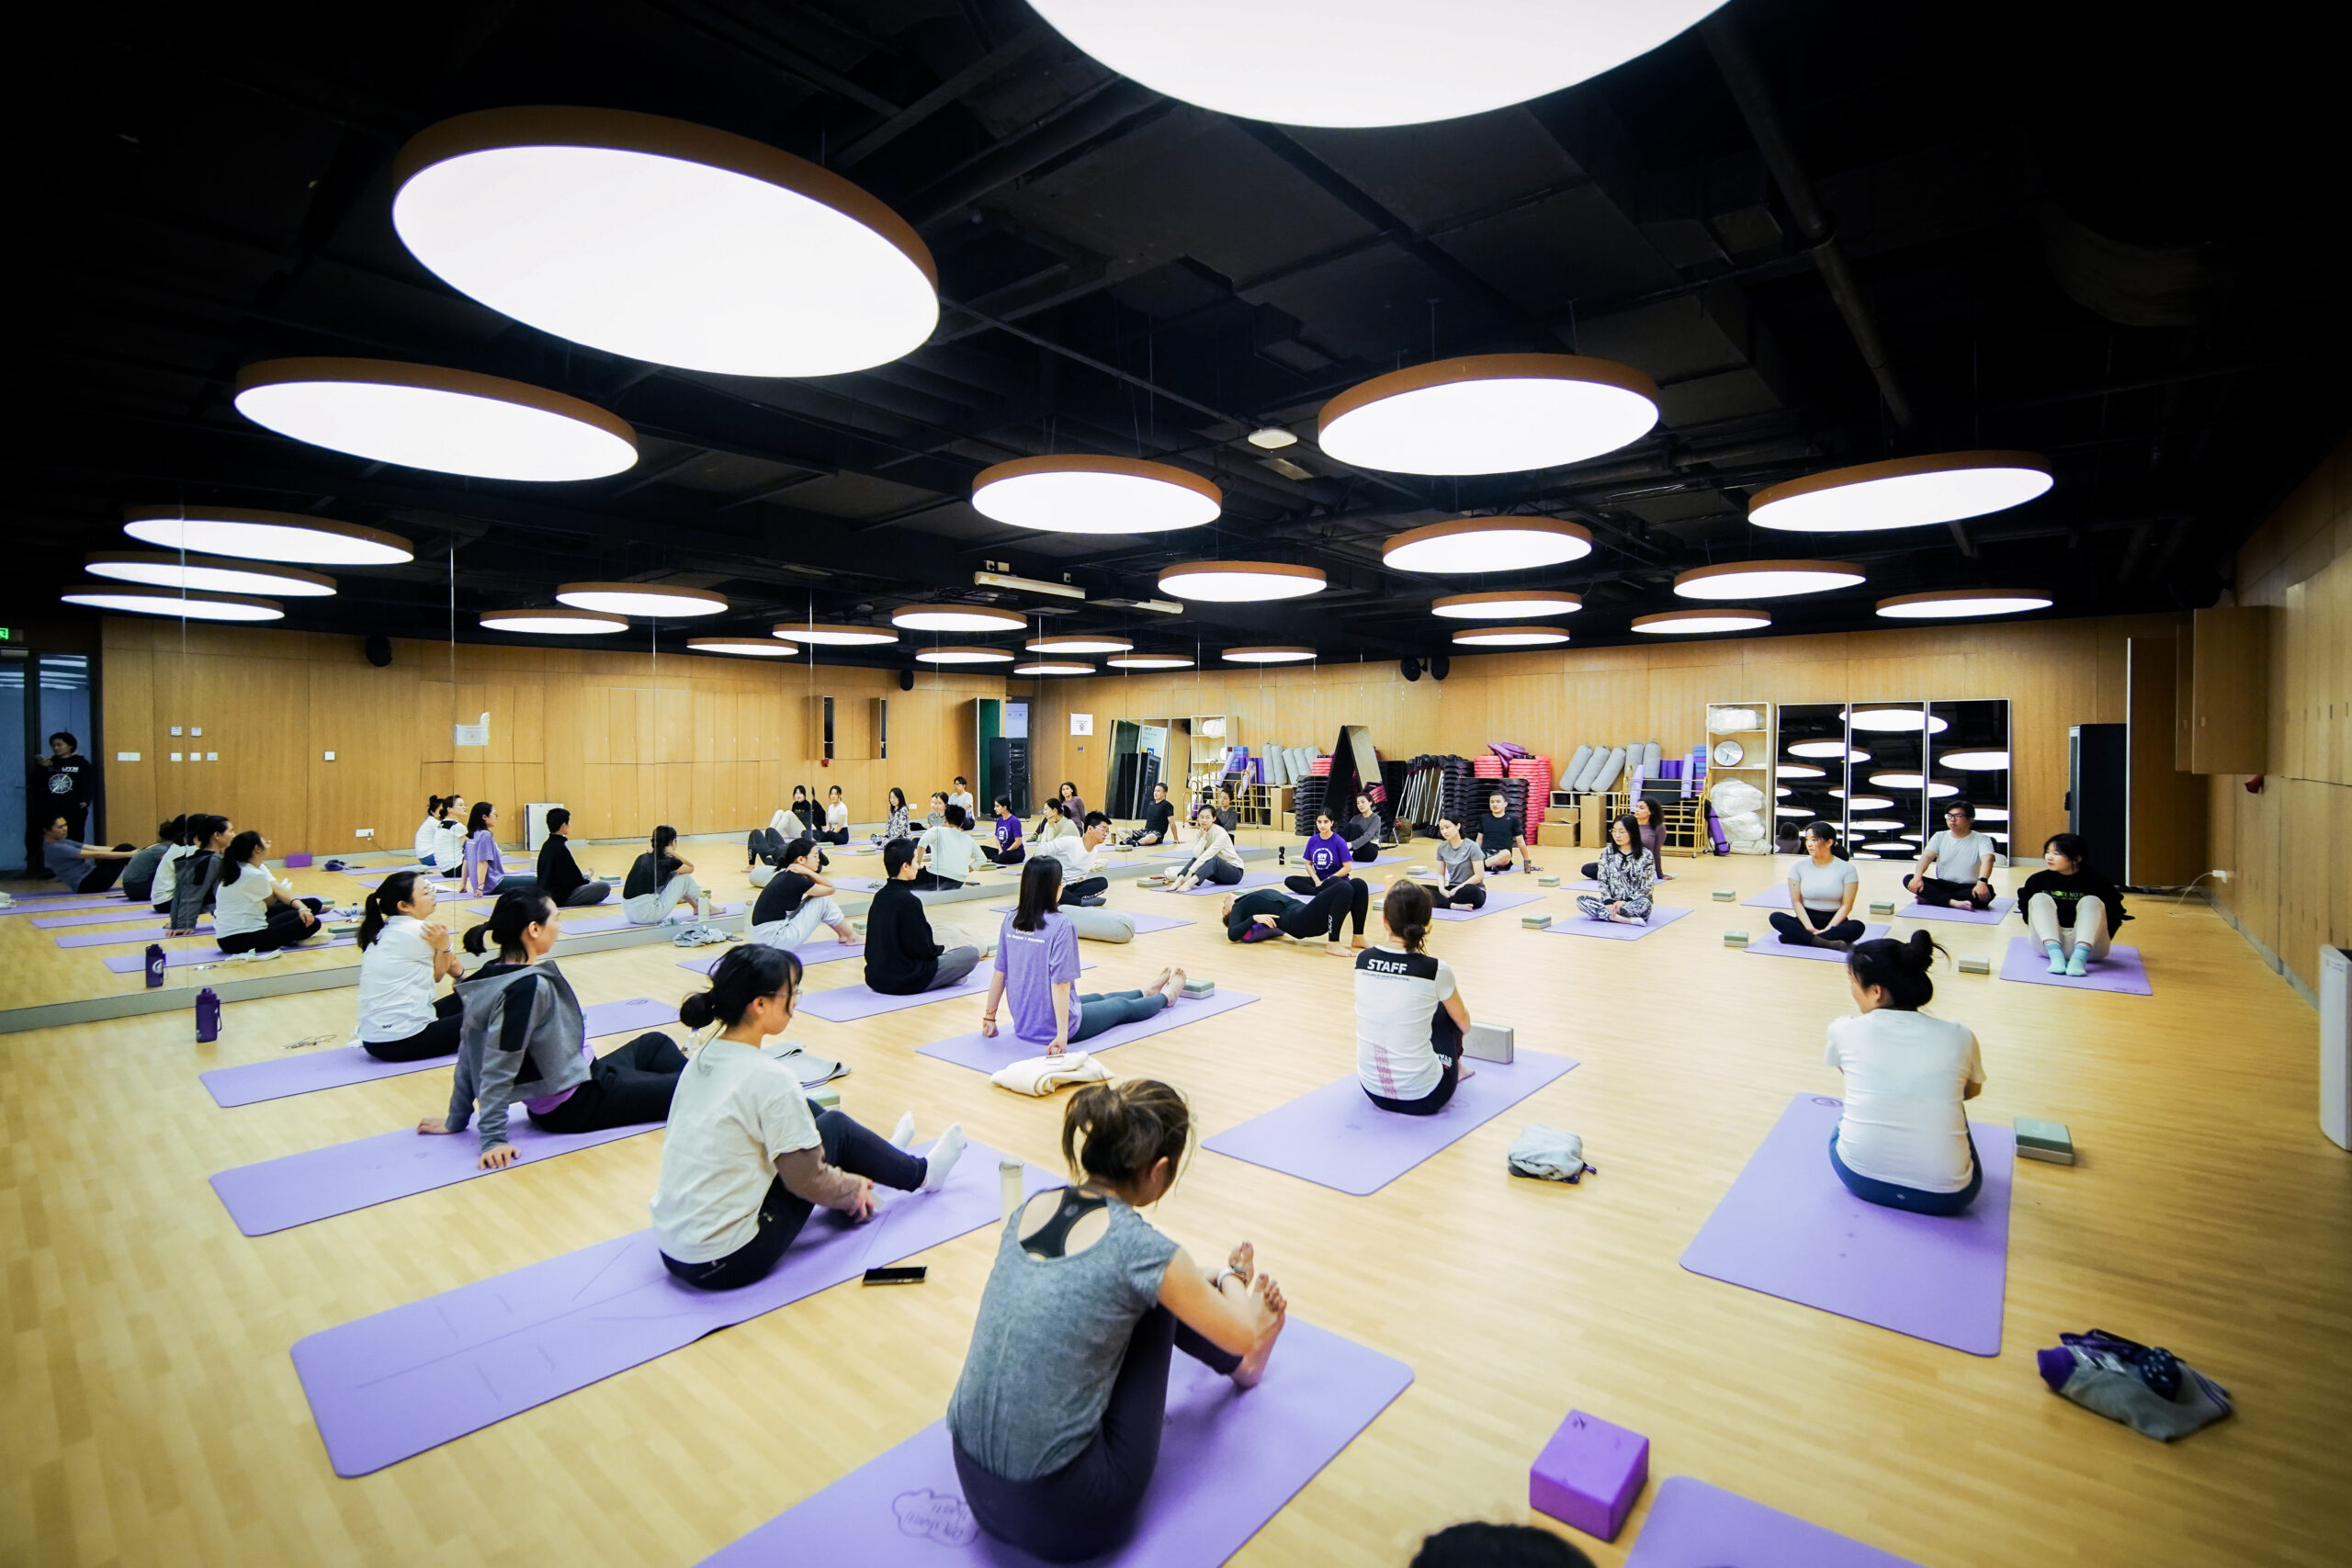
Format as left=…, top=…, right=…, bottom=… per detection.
left=448, top=960, right=591, bottom=1153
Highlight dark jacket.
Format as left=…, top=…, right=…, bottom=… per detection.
left=537, top=835, right=592, bottom=903
left=864, top=879, right=943, bottom=994
left=2017, top=866, right=2132, bottom=927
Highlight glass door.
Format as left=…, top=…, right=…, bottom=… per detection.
left=1846, top=703, right=1930, bottom=862
left=1929, top=700, right=2013, bottom=863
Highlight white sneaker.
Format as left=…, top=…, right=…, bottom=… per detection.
left=921, top=1124, right=967, bottom=1191
left=888, top=1111, right=917, bottom=1150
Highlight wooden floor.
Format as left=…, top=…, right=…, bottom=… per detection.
left=4, top=832, right=2346, bottom=1567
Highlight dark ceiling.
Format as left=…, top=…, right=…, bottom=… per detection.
left=12, top=0, right=2349, bottom=663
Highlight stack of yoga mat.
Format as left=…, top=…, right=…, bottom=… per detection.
left=1558, top=741, right=1663, bottom=795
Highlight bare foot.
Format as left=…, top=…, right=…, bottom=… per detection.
left=1351, top=933, right=1368, bottom=950
left=1146, top=964, right=1172, bottom=995
left=1232, top=1275, right=1287, bottom=1390
left=1459, top=1062, right=1478, bottom=1082
left=1163, top=967, right=1188, bottom=1001
left=1323, top=940, right=1352, bottom=956
left=833, top=925, right=860, bottom=945
left=1226, top=1240, right=1254, bottom=1286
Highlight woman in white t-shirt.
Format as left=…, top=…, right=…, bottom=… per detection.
left=212, top=831, right=328, bottom=953
left=1771, top=821, right=1865, bottom=949
left=1824, top=930, right=1985, bottom=1214
left=1353, top=880, right=1476, bottom=1114
left=413, top=795, right=455, bottom=866
left=650, top=944, right=966, bottom=1290
left=818, top=785, right=850, bottom=846
left=355, top=869, right=468, bottom=1061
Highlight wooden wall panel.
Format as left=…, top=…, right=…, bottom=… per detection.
left=2126, top=636, right=2207, bottom=886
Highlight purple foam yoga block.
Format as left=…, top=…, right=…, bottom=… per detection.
left=283, top=852, right=314, bottom=868
left=1530, top=1408, right=1648, bottom=1541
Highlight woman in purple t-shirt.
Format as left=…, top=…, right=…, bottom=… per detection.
left=980, top=795, right=1026, bottom=866
left=1284, top=809, right=1351, bottom=897
left=980, top=858, right=1189, bottom=1055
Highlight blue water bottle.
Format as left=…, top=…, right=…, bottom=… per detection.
left=195, top=987, right=220, bottom=1043
left=144, top=942, right=165, bottom=988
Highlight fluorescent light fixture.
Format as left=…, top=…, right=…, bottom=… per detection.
left=120, top=506, right=413, bottom=565
left=85, top=551, right=335, bottom=597
left=1776, top=763, right=1825, bottom=779
left=1849, top=818, right=1905, bottom=829
left=1937, top=750, right=2010, bottom=770
left=1105, top=653, right=1194, bottom=670
left=973, top=457, right=1221, bottom=535
left=392, top=107, right=936, bottom=377
left=1320, top=355, right=1657, bottom=475
left=234, top=358, right=638, bottom=481
left=1382, top=517, right=1592, bottom=573
left=60, top=584, right=282, bottom=621
left=1876, top=589, right=2054, bottom=618
left=1749, top=451, right=2054, bottom=533
left=1674, top=559, right=1865, bottom=600
left=1246, top=426, right=1298, bottom=449
left=1775, top=806, right=1809, bottom=817
left=771, top=623, right=898, bottom=646
left=1847, top=706, right=1948, bottom=733
left=1787, top=739, right=1857, bottom=759
left=1451, top=625, right=1570, bottom=647
left=1775, top=786, right=1792, bottom=796
left=556, top=581, right=728, bottom=617
left=893, top=603, right=1026, bottom=631
left=480, top=607, right=628, bottom=635
left=1830, top=793, right=1895, bottom=808
left=688, top=637, right=801, bottom=657
left=915, top=646, right=1016, bottom=664
left=1871, top=773, right=1962, bottom=797
left=1630, top=607, right=1772, bottom=635
left=1973, top=807, right=2009, bottom=822
left=1012, top=660, right=1093, bottom=675
left=1027, top=0, right=1728, bottom=129
left=1221, top=646, right=1317, bottom=663
left=972, top=570, right=1087, bottom=601
left=1027, top=634, right=1134, bottom=654
left=1859, top=841, right=1913, bottom=853
left=1431, top=590, right=1583, bottom=620
left=1157, top=561, right=1325, bottom=603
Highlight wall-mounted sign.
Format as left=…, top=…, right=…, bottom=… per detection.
left=1069, top=712, right=1093, bottom=736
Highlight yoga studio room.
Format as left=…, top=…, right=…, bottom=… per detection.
left=10, top=3, right=2351, bottom=1564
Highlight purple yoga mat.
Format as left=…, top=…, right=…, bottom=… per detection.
left=701, top=1319, right=1411, bottom=1568
left=989, top=906, right=1197, bottom=934
left=1742, top=923, right=1892, bottom=963
left=796, top=964, right=1091, bottom=1023
left=105, top=934, right=357, bottom=972
left=1625, top=1477, right=1923, bottom=1568
left=1539, top=905, right=1693, bottom=942
left=0, top=893, right=137, bottom=917
left=1431, top=886, right=1544, bottom=921
left=1204, top=1052, right=1578, bottom=1196
left=294, top=1140, right=1049, bottom=1476
left=1996, top=936, right=2151, bottom=995
left=56, top=918, right=204, bottom=946
left=199, top=997, right=680, bottom=1108
left=1900, top=896, right=2015, bottom=925
left=679, top=939, right=866, bottom=976
left=1679, top=1095, right=2014, bottom=1355
left=1165, top=870, right=1286, bottom=896
left=916, top=989, right=1259, bottom=1075
left=31, top=907, right=174, bottom=929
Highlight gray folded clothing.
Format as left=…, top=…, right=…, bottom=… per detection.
left=2037, top=1330, right=2232, bottom=1440
left=1507, top=1124, right=1594, bottom=1183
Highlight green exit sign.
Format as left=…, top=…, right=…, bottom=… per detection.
left=0, top=626, right=15, bottom=641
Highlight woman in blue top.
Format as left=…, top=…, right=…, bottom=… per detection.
left=980, top=857, right=1190, bottom=1055
left=980, top=794, right=1026, bottom=865
left=1282, top=808, right=1371, bottom=947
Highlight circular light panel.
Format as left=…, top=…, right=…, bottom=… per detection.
left=915, top=646, right=1016, bottom=664
left=1776, top=763, right=1825, bottom=779
left=972, top=457, right=1220, bottom=535
left=891, top=603, right=1027, bottom=631
left=1221, top=646, right=1317, bottom=663
left=1938, top=750, right=2010, bottom=770
left=772, top=623, right=898, bottom=646
left=1850, top=818, right=1905, bottom=830
left=60, top=585, right=282, bottom=621
left=557, top=581, right=729, bottom=617
left=1321, top=355, right=1657, bottom=475
left=1831, top=794, right=1894, bottom=808
left=1027, top=634, right=1134, bottom=654
left=1105, top=653, right=1194, bottom=670
left=688, top=637, right=801, bottom=657
left=1631, top=607, right=1772, bottom=635
left=1675, top=559, right=1865, bottom=600
left=1750, top=451, right=2053, bottom=533
left=1847, top=707, right=1937, bottom=732
left=1012, top=661, right=1093, bottom=675
left=1876, top=590, right=2053, bottom=619
left=234, top=358, right=637, bottom=481
left=85, top=552, right=335, bottom=597
left=479, top=607, right=628, bottom=635
left=1451, top=626, right=1570, bottom=646
left=1431, top=590, right=1583, bottom=620
left=1787, top=740, right=1855, bottom=759
left=1157, top=562, right=1324, bottom=603
left=120, top=507, right=413, bottom=565
left=1383, top=517, right=1591, bottom=573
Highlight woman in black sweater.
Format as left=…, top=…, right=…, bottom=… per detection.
left=2017, top=832, right=2131, bottom=976
left=864, top=839, right=984, bottom=995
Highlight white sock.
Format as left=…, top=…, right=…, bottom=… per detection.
left=888, top=1111, right=917, bottom=1150
left=921, top=1124, right=966, bottom=1191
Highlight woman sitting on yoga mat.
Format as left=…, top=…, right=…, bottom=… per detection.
left=982, top=857, right=1190, bottom=1056
left=413, top=795, right=455, bottom=867
left=459, top=802, right=537, bottom=899
left=1770, top=820, right=1864, bottom=950
left=651, top=944, right=965, bottom=1291
left=818, top=784, right=850, bottom=846
left=1825, top=931, right=1984, bottom=1215
left=1579, top=796, right=1668, bottom=883
left=1219, top=879, right=1363, bottom=953
left=119, top=816, right=181, bottom=904
left=747, top=837, right=860, bottom=951
left=980, top=795, right=1025, bottom=865
left=1167, top=805, right=1244, bottom=892
left=1354, top=880, right=1476, bottom=1115
left=159, top=814, right=232, bottom=931
left=1342, top=791, right=1385, bottom=863
left=1422, top=813, right=1486, bottom=910
left=948, top=1078, right=1287, bottom=1562
left=212, top=831, right=328, bottom=953
left=356, top=870, right=468, bottom=1062
left=1285, top=808, right=1353, bottom=896
left=788, top=784, right=820, bottom=836
left=1903, top=800, right=1998, bottom=910
left=2017, top=831, right=2131, bottom=976
left=875, top=787, right=915, bottom=845
left=623, top=824, right=715, bottom=925
left=1574, top=814, right=1656, bottom=924
left=422, top=889, right=689, bottom=1169
left=38, top=814, right=138, bottom=895
left=867, top=838, right=982, bottom=994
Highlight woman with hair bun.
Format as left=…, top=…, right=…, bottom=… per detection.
left=1353, top=879, right=1476, bottom=1114
left=1824, top=930, right=1985, bottom=1215
left=948, top=1078, right=1287, bottom=1562
left=354, top=870, right=468, bottom=1062
left=650, top=944, right=965, bottom=1290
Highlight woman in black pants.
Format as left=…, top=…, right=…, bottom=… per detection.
left=1219, top=877, right=1365, bottom=952
left=1770, top=821, right=1866, bottom=950
left=1352, top=881, right=1476, bottom=1116
left=651, top=944, right=966, bottom=1289
left=355, top=871, right=468, bottom=1062
left=1342, top=791, right=1385, bottom=863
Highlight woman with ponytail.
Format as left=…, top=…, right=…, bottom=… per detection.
left=413, top=795, right=452, bottom=866
left=419, top=889, right=686, bottom=1169
left=1824, top=931, right=1985, bottom=1215
left=355, top=870, right=467, bottom=1062
left=650, top=945, right=966, bottom=1290
left=1353, top=879, right=1476, bottom=1114
left=623, top=824, right=715, bottom=925
left=459, top=801, right=537, bottom=899
left=212, top=830, right=328, bottom=953
left=948, top=1079, right=1287, bottom=1562
left=981, top=857, right=1188, bottom=1055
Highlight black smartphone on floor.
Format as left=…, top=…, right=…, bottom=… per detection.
left=862, top=1265, right=927, bottom=1286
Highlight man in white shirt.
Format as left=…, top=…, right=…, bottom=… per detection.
left=1905, top=802, right=1999, bottom=909
left=914, top=803, right=983, bottom=889
left=947, top=776, right=976, bottom=818
left=1039, top=811, right=1112, bottom=906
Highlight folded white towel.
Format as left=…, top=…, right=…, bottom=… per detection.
left=990, top=1052, right=1114, bottom=1097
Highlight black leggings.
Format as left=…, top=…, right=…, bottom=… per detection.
left=528, top=1032, right=687, bottom=1134
left=1363, top=1008, right=1464, bottom=1117
left=980, top=842, right=1025, bottom=865
left=1909, top=874, right=1991, bottom=909
left=816, top=827, right=849, bottom=845
left=1350, top=842, right=1380, bottom=863
left=1186, top=857, right=1242, bottom=886
left=1770, top=907, right=1865, bottom=945
left=1292, top=875, right=1368, bottom=938
left=362, top=992, right=463, bottom=1062
left=216, top=899, right=327, bottom=953
left=955, top=1305, right=1241, bottom=1562
left=559, top=881, right=612, bottom=907
left=74, top=846, right=137, bottom=896
left=747, top=828, right=786, bottom=867
left=662, top=1105, right=929, bottom=1289
left=1063, top=875, right=1109, bottom=899
left=911, top=869, right=967, bottom=891
left=1428, top=883, right=1487, bottom=909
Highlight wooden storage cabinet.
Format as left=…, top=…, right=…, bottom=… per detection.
left=2188, top=606, right=2271, bottom=773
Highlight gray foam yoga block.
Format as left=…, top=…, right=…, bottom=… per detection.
left=1713, top=889, right=1736, bottom=902
left=1182, top=978, right=1216, bottom=998
left=808, top=1082, right=842, bottom=1111
left=1870, top=899, right=1896, bottom=915
left=1538, top=874, right=1561, bottom=887
left=1957, top=954, right=1992, bottom=975
left=1464, top=1022, right=1514, bottom=1063
left=1723, top=930, right=1750, bottom=946
left=2015, top=1118, right=2075, bottom=1164
left=1521, top=914, right=1553, bottom=929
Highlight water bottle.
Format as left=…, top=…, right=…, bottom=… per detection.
left=195, top=987, right=220, bottom=1043
left=1278, top=844, right=1286, bottom=866
left=998, top=1156, right=1024, bottom=1224
left=144, top=942, right=165, bottom=988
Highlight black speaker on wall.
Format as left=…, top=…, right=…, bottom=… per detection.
left=899, top=668, right=915, bottom=691
left=364, top=635, right=393, bottom=668
left=1400, top=657, right=1424, bottom=682
left=1430, top=655, right=1450, bottom=681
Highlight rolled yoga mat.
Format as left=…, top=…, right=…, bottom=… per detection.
left=1540, top=905, right=1693, bottom=942
left=1996, top=936, right=2152, bottom=995
left=794, top=964, right=1090, bottom=1023
left=679, top=938, right=867, bottom=976
left=699, top=1318, right=1412, bottom=1568
left=1741, top=924, right=1892, bottom=963
left=199, top=997, right=679, bottom=1108
left=1897, top=896, right=2015, bottom=925
left=1430, top=886, right=1544, bottom=922
left=106, top=934, right=358, bottom=972
left=1679, top=1094, right=2014, bottom=1356
left=917, top=989, right=1258, bottom=1076
left=989, top=905, right=1197, bottom=934
left=1624, top=1477, right=1924, bottom=1568
left=1204, top=1052, right=1577, bottom=1196
left=295, top=1139, right=1050, bottom=1476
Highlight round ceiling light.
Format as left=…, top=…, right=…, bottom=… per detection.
left=1157, top=561, right=1325, bottom=603
left=1973, top=807, right=2009, bottom=823
left=971, top=457, right=1220, bottom=535
left=1221, top=646, right=1317, bottom=664
left=1451, top=625, right=1570, bottom=647
left=1246, top=426, right=1298, bottom=450
left=1870, top=773, right=1962, bottom=798
left=1939, top=750, right=2010, bottom=770
left=1849, top=818, right=1905, bottom=830
left=1319, top=355, right=1658, bottom=475
left=1027, top=1, right=1728, bottom=129
left=1012, top=660, right=1094, bottom=675
left=1382, top=517, right=1592, bottom=573
left=915, top=646, right=1016, bottom=665
left=1749, top=451, right=2054, bottom=533
left=1787, top=739, right=1858, bottom=760
left=1876, top=589, right=2054, bottom=619
left=1105, top=653, right=1194, bottom=670
left=60, top=585, right=282, bottom=621
left=1830, top=793, right=1895, bottom=808
left=85, top=551, right=335, bottom=598
left=892, top=603, right=1027, bottom=632
left=556, top=582, right=729, bottom=617
left=771, top=623, right=898, bottom=646
left=1776, top=763, right=1825, bottom=779
left=391, top=107, right=936, bottom=377
left=1859, top=841, right=1913, bottom=854
left=1431, top=590, right=1583, bottom=620
left=1630, top=607, right=1772, bottom=635
left=1674, top=559, right=1865, bottom=600
left=687, top=637, right=801, bottom=657
left=479, top=607, right=628, bottom=635
left=233, top=359, right=637, bottom=481
left=120, top=506, right=413, bottom=565
left=1775, top=806, right=1810, bottom=818
left=1847, top=706, right=1948, bottom=733
left=1026, top=634, right=1135, bottom=654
